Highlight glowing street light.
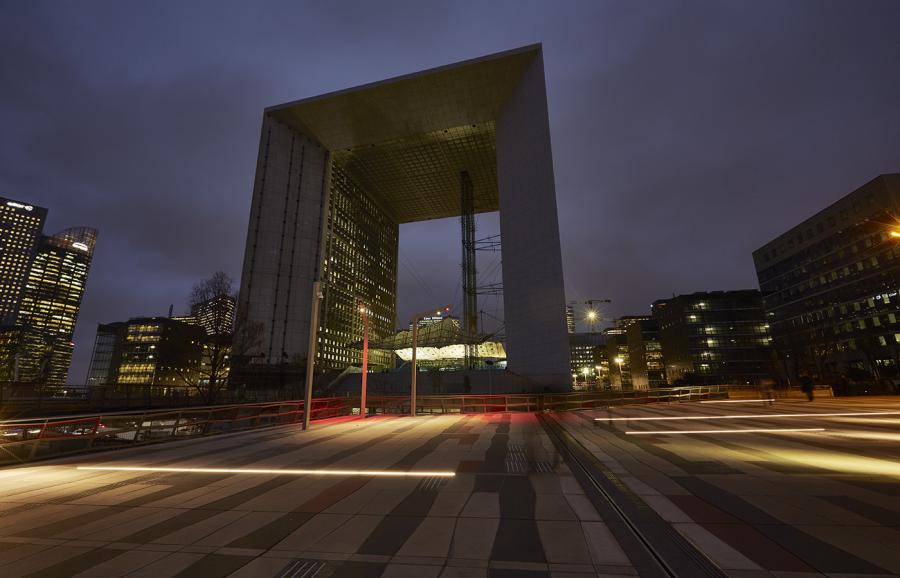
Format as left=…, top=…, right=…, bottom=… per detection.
left=891, top=229, right=900, bottom=238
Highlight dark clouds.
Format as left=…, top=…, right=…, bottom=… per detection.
left=1, top=1, right=898, bottom=383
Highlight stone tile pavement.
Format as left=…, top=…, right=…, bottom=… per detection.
left=557, top=396, right=900, bottom=578
left=0, top=413, right=637, bottom=577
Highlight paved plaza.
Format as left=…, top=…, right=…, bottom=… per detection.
left=0, top=413, right=636, bottom=577
left=0, top=397, right=897, bottom=577
left=559, top=396, right=900, bottom=577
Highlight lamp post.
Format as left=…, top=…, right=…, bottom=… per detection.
left=303, top=281, right=323, bottom=431
left=614, top=356, right=624, bottom=389
left=358, top=300, right=369, bottom=419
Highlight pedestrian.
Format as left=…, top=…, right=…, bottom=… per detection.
left=799, top=375, right=814, bottom=402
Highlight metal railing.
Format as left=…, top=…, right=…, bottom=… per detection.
left=0, top=386, right=733, bottom=466
left=0, top=397, right=351, bottom=466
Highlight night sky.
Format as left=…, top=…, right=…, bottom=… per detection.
left=1, top=1, right=899, bottom=384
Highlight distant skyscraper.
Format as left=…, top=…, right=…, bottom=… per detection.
left=12, top=227, right=98, bottom=384
left=0, top=200, right=97, bottom=386
left=86, top=322, right=127, bottom=386
left=191, top=295, right=235, bottom=336
left=565, top=305, right=575, bottom=334
left=0, top=197, right=47, bottom=325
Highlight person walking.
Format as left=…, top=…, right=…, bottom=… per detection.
left=799, top=375, right=814, bottom=401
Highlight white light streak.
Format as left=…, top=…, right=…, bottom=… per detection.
left=700, top=399, right=775, bottom=404
left=625, top=428, right=825, bottom=435
left=76, top=466, right=455, bottom=477
left=597, top=411, right=900, bottom=422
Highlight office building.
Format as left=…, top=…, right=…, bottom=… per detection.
left=626, top=317, right=667, bottom=389
left=173, top=295, right=236, bottom=337
left=0, top=197, right=47, bottom=325
left=753, top=174, right=900, bottom=388
left=603, top=325, right=630, bottom=389
left=234, top=45, right=570, bottom=389
left=565, top=305, right=576, bottom=334
left=85, top=322, right=127, bottom=386
left=652, top=291, right=771, bottom=384
left=569, top=332, right=604, bottom=384
left=117, top=317, right=205, bottom=387
left=0, top=225, right=97, bottom=385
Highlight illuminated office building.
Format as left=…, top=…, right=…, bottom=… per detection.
left=174, top=295, right=236, bottom=337
left=117, top=317, right=205, bottom=386
left=568, top=332, right=604, bottom=383
left=753, top=174, right=900, bottom=388
left=0, top=225, right=97, bottom=385
left=234, top=45, right=570, bottom=389
left=0, top=197, right=47, bottom=325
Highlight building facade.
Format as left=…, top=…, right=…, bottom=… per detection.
left=603, top=326, right=631, bottom=389
left=626, top=317, right=667, bottom=389
left=191, top=295, right=236, bottom=337
left=0, top=221, right=97, bottom=385
left=117, top=317, right=205, bottom=387
left=568, top=332, right=604, bottom=385
left=85, top=322, right=127, bottom=386
left=0, top=197, right=47, bottom=325
left=233, top=45, right=570, bottom=389
left=652, top=291, right=772, bottom=384
left=753, top=174, right=900, bottom=389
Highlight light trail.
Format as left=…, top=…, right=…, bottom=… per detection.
left=76, top=466, right=455, bottom=477
left=596, top=411, right=900, bottom=422
left=700, top=399, right=775, bottom=404
left=625, top=428, right=825, bottom=435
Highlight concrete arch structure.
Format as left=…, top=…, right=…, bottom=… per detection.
left=234, top=44, right=570, bottom=389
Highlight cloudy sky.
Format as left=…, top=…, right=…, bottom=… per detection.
left=1, top=1, right=899, bottom=383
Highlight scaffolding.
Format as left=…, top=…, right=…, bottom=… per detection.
left=460, top=171, right=477, bottom=370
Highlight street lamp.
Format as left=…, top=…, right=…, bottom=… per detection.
left=587, top=310, right=598, bottom=333
left=303, top=281, right=324, bottom=431
left=358, top=301, right=369, bottom=419
left=613, top=356, right=625, bottom=389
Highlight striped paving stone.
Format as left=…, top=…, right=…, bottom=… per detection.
left=0, top=413, right=638, bottom=577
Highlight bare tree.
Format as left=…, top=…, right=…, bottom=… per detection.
left=178, top=271, right=235, bottom=404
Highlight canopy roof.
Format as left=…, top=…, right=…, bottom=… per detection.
left=267, top=45, right=542, bottom=223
